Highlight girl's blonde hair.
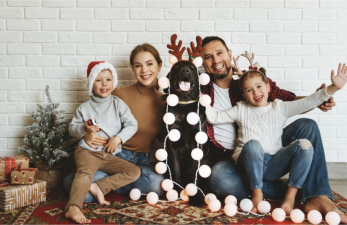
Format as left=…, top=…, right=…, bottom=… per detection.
left=239, top=68, right=268, bottom=92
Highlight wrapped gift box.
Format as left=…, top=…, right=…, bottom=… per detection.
left=0, top=180, right=46, bottom=211
left=0, top=156, right=30, bottom=181
left=11, top=168, right=38, bottom=185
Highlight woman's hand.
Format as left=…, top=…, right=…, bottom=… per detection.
left=84, top=132, right=108, bottom=149
left=102, top=136, right=122, bottom=153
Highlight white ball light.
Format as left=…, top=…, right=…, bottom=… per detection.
left=187, top=112, right=199, bottom=125
left=208, top=199, right=221, bottom=212
left=146, top=192, right=159, bottom=205
left=199, top=165, right=211, bottom=178
left=199, top=73, right=210, bottom=85
left=191, top=148, right=204, bottom=161
left=199, top=94, right=212, bottom=107
left=224, top=203, right=238, bottom=217
left=155, top=149, right=167, bottom=161
left=161, top=179, right=174, bottom=191
left=193, top=56, right=203, bottom=67
left=155, top=162, right=167, bottom=174
left=180, top=190, right=189, bottom=202
left=240, top=199, right=253, bottom=212
left=195, top=131, right=208, bottom=144
left=169, top=55, right=178, bottom=65
left=129, top=188, right=141, bottom=201
left=169, top=129, right=181, bottom=142
left=158, top=77, right=170, bottom=89
left=163, top=112, right=175, bottom=125
left=272, top=208, right=286, bottom=222
left=166, top=189, right=178, bottom=201
left=325, top=211, right=340, bottom=225
left=307, top=210, right=322, bottom=225
left=225, top=195, right=237, bottom=205
left=290, top=209, right=305, bottom=224
left=185, top=183, right=198, bottom=196
left=167, top=94, right=179, bottom=107
left=204, top=193, right=217, bottom=205
left=257, top=200, right=271, bottom=214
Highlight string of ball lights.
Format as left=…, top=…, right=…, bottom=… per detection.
left=127, top=36, right=342, bottom=224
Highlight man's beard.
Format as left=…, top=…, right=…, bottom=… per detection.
left=211, top=65, right=232, bottom=80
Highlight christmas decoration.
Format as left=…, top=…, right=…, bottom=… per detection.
left=18, top=85, right=78, bottom=167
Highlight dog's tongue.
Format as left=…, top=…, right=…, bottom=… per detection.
left=179, top=81, right=190, bottom=91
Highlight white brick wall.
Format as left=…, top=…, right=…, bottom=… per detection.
left=0, top=1, right=347, bottom=162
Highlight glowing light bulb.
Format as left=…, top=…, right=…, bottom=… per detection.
left=146, top=192, right=159, bottom=205
left=155, top=162, right=167, bottom=174
left=167, top=94, right=179, bottom=107
left=272, top=208, right=286, bottom=222
left=225, top=195, right=237, bottom=205
left=155, top=149, right=167, bottom=161
left=158, top=77, right=170, bottom=89
left=307, top=210, right=322, bottom=225
left=166, top=189, right=178, bottom=201
left=169, top=129, right=181, bottom=142
left=204, top=193, right=217, bottom=205
left=185, top=183, right=198, bottom=196
left=224, top=203, right=237, bottom=217
left=163, top=112, right=175, bottom=125
left=191, top=148, right=203, bottom=161
left=325, top=211, right=340, bottom=225
left=240, top=199, right=253, bottom=212
left=257, top=200, right=271, bottom=214
left=208, top=199, right=221, bottom=212
left=161, top=179, right=174, bottom=191
left=187, top=112, right=199, bottom=125
left=290, top=209, right=305, bottom=223
left=129, top=188, right=141, bottom=201
left=198, top=165, right=211, bottom=178
left=199, top=94, right=211, bottom=107
left=180, top=190, right=189, bottom=201
left=195, top=131, right=208, bottom=144
left=199, top=73, right=210, bottom=85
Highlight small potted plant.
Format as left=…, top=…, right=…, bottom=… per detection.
left=18, top=85, right=78, bottom=189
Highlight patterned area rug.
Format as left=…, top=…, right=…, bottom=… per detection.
left=1, top=187, right=346, bottom=224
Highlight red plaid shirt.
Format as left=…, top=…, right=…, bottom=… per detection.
left=202, top=77, right=296, bottom=162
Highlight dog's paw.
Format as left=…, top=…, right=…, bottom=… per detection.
left=188, top=196, right=205, bottom=207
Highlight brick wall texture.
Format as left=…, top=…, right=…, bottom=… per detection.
left=0, top=0, right=346, bottom=161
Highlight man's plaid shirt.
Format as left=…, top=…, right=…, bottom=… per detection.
left=201, top=77, right=296, bottom=162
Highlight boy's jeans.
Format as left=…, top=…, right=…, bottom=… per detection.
left=209, top=118, right=333, bottom=203
left=63, top=149, right=164, bottom=203
left=237, top=139, right=313, bottom=190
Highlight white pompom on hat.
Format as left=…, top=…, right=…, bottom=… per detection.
left=87, top=61, right=118, bottom=96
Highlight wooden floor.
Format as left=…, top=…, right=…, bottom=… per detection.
left=330, top=179, right=347, bottom=199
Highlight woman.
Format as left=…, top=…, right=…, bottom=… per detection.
left=63, top=44, right=166, bottom=202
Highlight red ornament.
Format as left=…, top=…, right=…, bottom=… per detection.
left=28, top=177, right=32, bottom=183
left=14, top=176, right=18, bottom=183
left=22, top=171, right=25, bottom=177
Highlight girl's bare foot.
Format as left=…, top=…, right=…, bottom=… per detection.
left=281, top=197, right=295, bottom=215
left=305, top=196, right=347, bottom=224
left=65, top=205, right=91, bottom=224
left=251, top=189, right=263, bottom=213
left=281, top=186, right=298, bottom=215
left=89, top=183, right=110, bottom=206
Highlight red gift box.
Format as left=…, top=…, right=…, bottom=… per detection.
left=0, top=156, right=29, bottom=181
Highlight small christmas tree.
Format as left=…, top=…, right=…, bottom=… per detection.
left=18, top=85, right=78, bottom=167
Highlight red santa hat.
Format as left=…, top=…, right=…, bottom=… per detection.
left=87, top=61, right=118, bottom=96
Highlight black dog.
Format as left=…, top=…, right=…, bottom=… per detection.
left=163, top=60, right=216, bottom=206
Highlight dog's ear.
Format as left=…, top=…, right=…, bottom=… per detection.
left=163, top=72, right=170, bottom=94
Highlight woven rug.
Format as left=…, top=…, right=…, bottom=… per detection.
left=1, top=187, right=346, bottom=224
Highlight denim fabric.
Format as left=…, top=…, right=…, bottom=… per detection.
left=209, top=118, right=332, bottom=203
left=237, top=140, right=314, bottom=191
left=63, top=149, right=164, bottom=203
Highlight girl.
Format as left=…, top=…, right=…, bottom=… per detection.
left=64, top=43, right=166, bottom=201
left=206, top=64, right=347, bottom=214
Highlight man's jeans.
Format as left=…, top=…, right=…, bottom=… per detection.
left=209, top=118, right=333, bottom=203
left=63, top=149, right=164, bottom=203
left=237, top=139, right=313, bottom=190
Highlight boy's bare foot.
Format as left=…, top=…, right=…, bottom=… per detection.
left=281, top=196, right=295, bottom=215
left=89, top=183, right=110, bottom=206
left=65, top=205, right=91, bottom=224
left=251, top=189, right=263, bottom=213
left=304, top=196, right=347, bottom=224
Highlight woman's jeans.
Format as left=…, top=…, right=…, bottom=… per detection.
left=63, top=149, right=164, bottom=203
left=237, top=139, right=313, bottom=190
left=209, top=118, right=333, bottom=203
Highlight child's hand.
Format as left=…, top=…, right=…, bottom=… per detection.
left=102, top=136, right=121, bottom=153
left=328, top=63, right=347, bottom=95
left=84, top=120, right=100, bottom=133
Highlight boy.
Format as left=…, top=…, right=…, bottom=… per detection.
left=65, top=61, right=140, bottom=224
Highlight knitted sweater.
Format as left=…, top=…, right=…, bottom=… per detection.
left=206, top=87, right=332, bottom=163
left=69, top=95, right=138, bottom=155
left=112, top=81, right=166, bottom=153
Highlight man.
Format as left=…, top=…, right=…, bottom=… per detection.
left=201, top=36, right=346, bottom=223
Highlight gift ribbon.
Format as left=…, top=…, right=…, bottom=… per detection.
left=1, top=156, right=16, bottom=180
left=15, top=162, right=38, bottom=179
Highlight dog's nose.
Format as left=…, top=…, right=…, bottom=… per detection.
left=181, top=67, right=190, bottom=75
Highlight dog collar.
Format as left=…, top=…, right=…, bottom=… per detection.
left=178, top=99, right=198, bottom=104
